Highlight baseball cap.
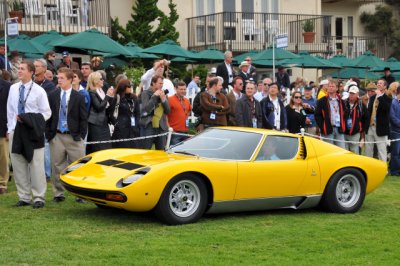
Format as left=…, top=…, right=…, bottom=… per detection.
left=320, top=79, right=329, bottom=86
left=349, top=86, right=359, bottom=94
left=366, top=82, right=377, bottom=91
left=62, top=51, right=70, bottom=57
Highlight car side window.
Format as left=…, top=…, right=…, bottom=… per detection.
left=255, top=135, right=299, bottom=161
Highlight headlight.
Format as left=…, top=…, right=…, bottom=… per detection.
left=64, top=156, right=92, bottom=174
left=122, top=173, right=144, bottom=186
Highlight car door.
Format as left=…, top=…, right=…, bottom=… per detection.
left=234, top=135, right=318, bottom=199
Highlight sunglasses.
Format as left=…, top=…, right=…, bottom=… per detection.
left=294, top=96, right=302, bottom=99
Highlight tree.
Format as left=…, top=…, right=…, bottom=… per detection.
left=153, top=0, right=180, bottom=44
left=110, top=0, right=180, bottom=47
left=360, top=1, right=400, bottom=57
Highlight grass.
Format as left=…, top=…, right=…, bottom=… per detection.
left=0, top=176, right=400, bottom=265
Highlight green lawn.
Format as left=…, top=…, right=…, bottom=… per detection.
left=1, top=176, right=399, bottom=265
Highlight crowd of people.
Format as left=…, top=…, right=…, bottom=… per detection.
left=0, top=46, right=399, bottom=209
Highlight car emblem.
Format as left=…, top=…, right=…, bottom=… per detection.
left=82, top=177, right=87, bottom=180
left=311, top=170, right=317, bottom=176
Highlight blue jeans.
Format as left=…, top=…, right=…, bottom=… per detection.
left=389, top=131, right=400, bottom=176
left=321, top=127, right=346, bottom=149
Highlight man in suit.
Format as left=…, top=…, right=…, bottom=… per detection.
left=46, top=68, right=88, bottom=202
left=226, top=77, right=243, bottom=126
left=0, top=76, right=11, bottom=194
left=216, top=51, right=235, bottom=94
left=365, top=79, right=392, bottom=162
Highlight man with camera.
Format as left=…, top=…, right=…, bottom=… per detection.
left=140, top=59, right=173, bottom=95
left=140, top=75, right=170, bottom=150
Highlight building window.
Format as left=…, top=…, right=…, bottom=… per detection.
left=208, top=26, right=215, bottom=42
left=224, top=27, right=236, bottom=41
left=223, top=0, right=235, bottom=22
left=196, top=0, right=204, bottom=16
left=197, top=25, right=205, bottom=42
left=242, top=0, right=254, bottom=19
left=348, top=16, right=353, bottom=38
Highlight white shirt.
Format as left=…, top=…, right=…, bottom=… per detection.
left=140, top=68, right=156, bottom=91
left=60, top=87, right=72, bottom=103
left=7, top=80, right=51, bottom=133
left=225, top=62, right=233, bottom=83
left=269, top=96, right=281, bottom=130
left=254, top=91, right=266, bottom=102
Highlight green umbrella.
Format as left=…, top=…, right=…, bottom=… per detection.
left=349, top=50, right=385, bottom=69
left=328, top=54, right=356, bottom=68
left=252, top=59, right=287, bottom=68
left=143, top=40, right=194, bottom=58
left=328, top=67, right=380, bottom=79
left=281, top=51, right=341, bottom=69
left=234, top=50, right=259, bottom=64
left=171, top=56, right=198, bottom=63
left=4, top=34, right=48, bottom=55
left=31, top=30, right=65, bottom=50
left=370, top=57, right=400, bottom=72
left=123, top=42, right=158, bottom=59
left=195, top=48, right=225, bottom=62
left=252, top=48, right=301, bottom=61
left=101, top=56, right=129, bottom=68
left=52, top=28, right=133, bottom=56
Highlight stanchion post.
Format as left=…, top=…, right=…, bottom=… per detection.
left=300, top=128, right=305, bottom=137
left=165, top=127, right=174, bottom=150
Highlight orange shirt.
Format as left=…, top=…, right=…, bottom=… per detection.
left=168, top=95, right=192, bottom=132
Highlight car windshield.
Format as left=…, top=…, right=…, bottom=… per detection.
left=169, top=128, right=263, bottom=160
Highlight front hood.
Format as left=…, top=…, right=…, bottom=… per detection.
left=61, top=149, right=194, bottom=190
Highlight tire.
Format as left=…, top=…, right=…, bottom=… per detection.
left=320, top=168, right=366, bottom=213
left=95, top=203, right=112, bottom=209
left=155, top=174, right=208, bottom=225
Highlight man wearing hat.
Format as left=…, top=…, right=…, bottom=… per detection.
left=389, top=85, right=400, bottom=175
left=344, top=85, right=369, bottom=154
left=57, top=51, right=79, bottom=70
left=238, top=61, right=254, bottom=92
left=382, top=67, right=395, bottom=87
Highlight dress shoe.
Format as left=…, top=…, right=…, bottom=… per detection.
left=33, top=201, right=45, bottom=209
left=53, top=196, right=66, bottom=203
left=0, top=188, right=7, bottom=195
left=15, top=200, right=31, bottom=207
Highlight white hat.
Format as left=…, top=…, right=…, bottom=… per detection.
left=210, top=67, right=217, bottom=74
left=349, top=86, right=359, bottom=94
left=344, top=80, right=357, bottom=92
left=320, top=79, right=329, bottom=86
left=239, top=61, right=250, bottom=69
left=342, top=91, right=349, bottom=100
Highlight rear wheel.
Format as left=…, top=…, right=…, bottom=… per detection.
left=155, top=174, right=208, bottom=225
left=320, top=168, right=366, bottom=213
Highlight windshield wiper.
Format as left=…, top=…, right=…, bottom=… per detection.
left=173, top=150, right=197, bottom=156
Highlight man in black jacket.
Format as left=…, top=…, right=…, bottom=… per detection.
left=0, top=77, right=11, bottom=194
left=315, top=80, right=348, bottom=149
left=216, top=51, right=235, bottom=94
left=365, top=79, right=392, bottom=162
left=46, top=68, right=87, bottom=202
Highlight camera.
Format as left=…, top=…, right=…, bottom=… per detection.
left=163, top=59, right=171, bottom=66
left=163, top=89, right=169, bottom=94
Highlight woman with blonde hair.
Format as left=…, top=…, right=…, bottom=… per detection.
left=86, top=71, right=115, bottom=154
left=387, top=81, right=399, bottom=99
left=285, top=91, right=309, bottom=134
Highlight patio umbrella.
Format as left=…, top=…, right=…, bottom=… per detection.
left=252, top=59, right=288, bottom=68
left=328, top=54, right=355, bottom=68
left=328, top=68, right=380, bottom=79
left=252, top=48, right=301, bottom=61
left=123, top=42, right=158, bottom=59
left=143, top=40, right=195, bottom=58
left=52, top=28, right=133, bottom=56
left=234, top=50, right=259, bottom=64
left=370, top=57, right=400, bottom=72
left=350, top=50, right=385, bottom=69
left=4, top=34, right=48, bottom=55
left=194, top=48, right=225, bottom=63
left=32, top=30, right=65, bottom=50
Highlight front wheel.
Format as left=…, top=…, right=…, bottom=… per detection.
left=155, top=174, right=208, bottom=225
left=320, top=168, right=366, bottom=213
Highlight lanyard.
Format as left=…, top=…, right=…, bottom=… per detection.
left=19, top=82, right=34, bottom=110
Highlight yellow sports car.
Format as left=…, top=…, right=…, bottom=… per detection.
left=60, top=127, right=387, bottom=225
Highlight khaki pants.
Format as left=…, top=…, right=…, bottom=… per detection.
left=9, top=133, right=46, bottom=203
left=365, top=126, right=388, bottom=162
left=50, top=133, right=85, bottom=198
left=0, top=137, right=9, bottom=189
left=345, top=133, right=361, bottom=154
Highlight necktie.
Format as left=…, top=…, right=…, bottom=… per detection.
left=59, top=91, right=67, bottom=132
left=18, top=85, right=25, bottom=114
